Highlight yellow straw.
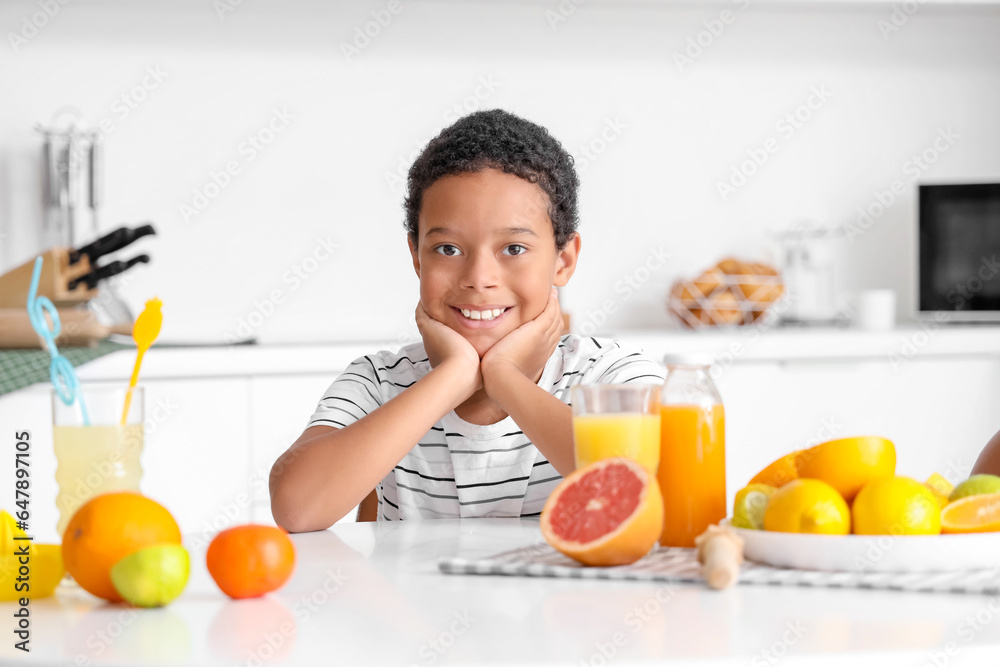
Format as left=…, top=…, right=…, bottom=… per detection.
left=121, top=298, right=162, bottom=425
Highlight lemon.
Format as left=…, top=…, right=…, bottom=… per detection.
left=111, top=544, right=189, bottom=607
left=949, top=474, right=1000, bottom=503
left=852, top=476, right=941, bottom=535
left=924, top=473, right=954, bottom=508
left=763, top=479, right=850, bottom=535
left=732, top=484, right=776, bottom=530
left=0, top=510, right=64, bottom=600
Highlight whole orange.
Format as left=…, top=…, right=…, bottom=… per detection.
left=206, top=525, right=296, bottom=599
left=62, top=491, right=181, bottom=601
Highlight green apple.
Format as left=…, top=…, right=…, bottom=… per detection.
left=950, top=474, right=1000, bottom=503
left=111, top=544, right=190, bottom=607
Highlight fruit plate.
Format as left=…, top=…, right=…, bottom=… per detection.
left=722, top=519, right=1000, bottom=573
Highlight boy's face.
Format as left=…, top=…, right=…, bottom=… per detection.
left=409, top=168, right=580, bottom=358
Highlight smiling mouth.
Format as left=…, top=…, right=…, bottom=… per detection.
left=452, top=306, right=511, bottom=322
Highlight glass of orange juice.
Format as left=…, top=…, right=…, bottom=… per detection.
left=52, top=385, right=144, bottom=538
left=570, top=384, right=661, bottom=476
left=658, top=358, right=726, bottom=548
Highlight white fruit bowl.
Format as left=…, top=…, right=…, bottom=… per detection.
left=722, top=519, right=1000, bottom=573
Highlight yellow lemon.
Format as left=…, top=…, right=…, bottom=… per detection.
left=852, top=476, right=941, bottom=535
left=763, top=479, right=850, bottom=535
left=924, top=473, right=953, bottom=508
left=732, top=484, right=776, bottom=530
left=0, top=510, right=64, bottom=600
left=795, top=436, right=896, bottom=502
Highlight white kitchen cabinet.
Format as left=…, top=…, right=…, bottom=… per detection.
left=248, top=373, right=361, bottom=526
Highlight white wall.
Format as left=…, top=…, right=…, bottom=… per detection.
left=2, top=0, right=999, bottom=344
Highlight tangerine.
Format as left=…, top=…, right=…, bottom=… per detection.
left=540, top=458, right=663, bottom=567
left=748, top=451, right=800, bottom=488
left=61, top=491, right=181, bottom=602
left=207, top=525, right=296, bottom=599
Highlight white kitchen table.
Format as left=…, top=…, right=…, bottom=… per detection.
left=5, top=518, right=1000, bottom=666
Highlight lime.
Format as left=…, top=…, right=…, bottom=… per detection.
left=949, top=474, right=1000, bottom=503
left=111, top=544, right=189, bottom=607
left=731, top=484, right=776, bottom=530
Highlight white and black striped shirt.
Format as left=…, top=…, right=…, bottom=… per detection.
left=307, top=334, right=665, bottom=521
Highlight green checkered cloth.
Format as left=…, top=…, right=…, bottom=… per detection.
left=0, top=340, right=131, bottom=397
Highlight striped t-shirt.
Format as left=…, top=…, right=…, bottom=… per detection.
left=306, top=333, right=665, bottom=521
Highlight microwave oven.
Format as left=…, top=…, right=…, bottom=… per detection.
left=918, top=182, right=1000, bottom=321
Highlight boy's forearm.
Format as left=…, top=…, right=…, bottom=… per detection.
left=484, top=365, right=576, bottom=477
left=270, top=359, right=475, bottom=531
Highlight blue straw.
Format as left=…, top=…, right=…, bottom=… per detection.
left=26, top=256, right=90, bottom=425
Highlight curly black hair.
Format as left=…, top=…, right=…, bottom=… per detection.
left=404, top=109, right=579, bottom=250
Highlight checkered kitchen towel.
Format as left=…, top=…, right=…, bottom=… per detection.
left=439, top=542, right=1000, bottom=595
left=0, top=340, right=129, bottom=397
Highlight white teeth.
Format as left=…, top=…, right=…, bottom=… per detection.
left=459, top=307, right=505, bottom=321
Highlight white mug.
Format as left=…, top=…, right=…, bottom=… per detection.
left=856, top=289, right=896, bottom=331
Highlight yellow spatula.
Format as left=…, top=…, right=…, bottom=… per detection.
left=121, top=298, right=162, bottom=425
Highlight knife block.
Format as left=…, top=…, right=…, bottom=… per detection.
left=0, top=248, right=98, bottom=309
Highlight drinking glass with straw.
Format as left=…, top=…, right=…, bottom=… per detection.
left=121, top=298, right=162, bottom=425
left=26, top=256, right=89, bottom=424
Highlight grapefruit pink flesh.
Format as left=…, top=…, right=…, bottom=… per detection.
left=548, top=464, right=643, bottom=543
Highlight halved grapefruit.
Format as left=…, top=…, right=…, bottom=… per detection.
left=540, top=458, right=663, bottom=566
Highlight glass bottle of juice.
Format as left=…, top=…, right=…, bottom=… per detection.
left=658, top=357, right=726, bottom=547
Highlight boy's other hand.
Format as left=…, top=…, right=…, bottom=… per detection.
left=481, top=287, right=562, bottom=391
left=415, top=302, right=482, bottom=394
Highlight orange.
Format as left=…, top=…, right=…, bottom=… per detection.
left=795, top=436, right=896, bottom=502
left=941, top=494, right=1000, bottom=534
left=540, top=458, right=663, bottom=566
left=763, top=479, right=851, bottom=535
left=62, top=491, right=181, bottom=602
left=748, top=451, right=800, bottom=488
left=207, top=525, right=296, bottom=599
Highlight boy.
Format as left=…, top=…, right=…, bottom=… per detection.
left=269, top=109, right=665, bottom=530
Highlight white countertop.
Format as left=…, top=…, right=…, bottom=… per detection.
left=71, top=324, right=1000, bottom=381
left=6, top=519, right=1000, bottom=666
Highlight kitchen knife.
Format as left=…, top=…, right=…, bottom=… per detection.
left=69, top=223, right=156, bottom=265
left=67, top=253, right=150, bottom=291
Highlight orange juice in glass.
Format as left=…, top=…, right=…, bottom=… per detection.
left=658, top=359, right=726, bottom=547
left=570, top=384, right=661, bottom=476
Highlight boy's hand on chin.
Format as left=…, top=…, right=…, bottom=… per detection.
left=415, top=302, right=482, bottom=395
left=482, top=288, right=562, bottom=391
